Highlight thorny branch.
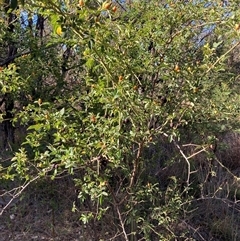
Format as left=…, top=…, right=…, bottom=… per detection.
left=163, top=133, right=208, bottom=191
left=0, top=165, right=54, bottom=216
left=163, top=133, right=191, bottom=188
left=106, top=182, right=129, bottom=241
left=0, top=175, right=40, bottom=216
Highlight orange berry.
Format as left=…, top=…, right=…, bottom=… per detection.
left=79, top=0, right=84, bottom=7
left=118, top=75, right=123, bottom=82
left=235, top=24, right=240, bottom=31
left=112, top=6, right=117, bottom=12
left=102, top=1, right=112, bottom=10
left=133, top=85, right=138, bottom=90
left=90, top=115, right=96, bottom=123
left=174, top=64, right=180, bottom=72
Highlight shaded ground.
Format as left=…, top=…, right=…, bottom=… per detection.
left=0, top=178, right=92, bottom=241
left=1, top=177, right=240, bottom=241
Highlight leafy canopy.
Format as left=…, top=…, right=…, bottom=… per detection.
left=1, top=0, right=240, bottom=239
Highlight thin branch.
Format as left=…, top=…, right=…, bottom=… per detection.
left=0, top=175, right=40, bottom=216
left=115, top=0, right=127, bottom=11
left=206, top=40, right=240, bottom=74
left=187, top=147, right=207, bottom=160
left=0, top=165, right=55, bottom=216
left=0, top=42, right=59, bottom=67
left=128, top=141, right=144, bottom=189
left=116, top=204, right=128, bottom=241
left=180, top=220, right=207, bottom=241
left=106, top=182, right=129, bottom=241
left=163, top=133, right=191, bottom=188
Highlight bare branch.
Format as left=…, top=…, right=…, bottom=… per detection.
left=0, top=175, right=40, bottom=216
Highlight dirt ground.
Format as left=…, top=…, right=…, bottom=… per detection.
left=0, top=176, right=94, bottom=241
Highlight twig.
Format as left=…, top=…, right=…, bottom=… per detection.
left=180, top=220, right=207, bottom=241
left=116, top=204, right=128, bottom=241
left=206, top=41, right=240, bottom=74
left=128, top=141, right=144, bottom=189
left=0, top=175, right=40, bottom=216
left=163, top=133, right=191, bottom=188
left=0, top=165, right=54, bottom=216
left=106, top=182, right=129, bottom=241
left=187, top=147, right=207, bottom=159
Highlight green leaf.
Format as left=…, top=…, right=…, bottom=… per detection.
left=27, top=124, right=43, bottom=131
left=59, top=107, right=65, bottom=116
left=213, top=41, right=223, bottom=49
left=86, top=58, right=95, bottom=70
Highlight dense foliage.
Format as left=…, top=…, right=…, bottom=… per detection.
left=0, top=0, right=240, bottom=240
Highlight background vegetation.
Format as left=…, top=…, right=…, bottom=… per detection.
left=0, top=0, right=240, bottom=240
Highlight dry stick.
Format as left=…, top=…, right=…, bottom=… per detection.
left=207, top=151, right=240, bottom=181
left=0, top=164, right=54, bottom=216
left=180, top=220, right=207, bottom=241
left=108, top=230, right=124, bottom=241
left=128, top=141, right=144, bottom=189
left=163, top=133, right=191, bottom=188
left=0, top=175, right=40, bottom=216
left=106, top=182, right=129, bottom=241
left=116, top=204, right=129, bottom=241
left=206, top=40, right=240, bottom=74
left=187, top=147, right=207, bottom=160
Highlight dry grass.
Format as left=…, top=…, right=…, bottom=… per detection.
left=0, top=177, right=92, bottom=241
left=216, top=132, right=240, bottom=171
left=149, top=131, right=240, bottom=240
